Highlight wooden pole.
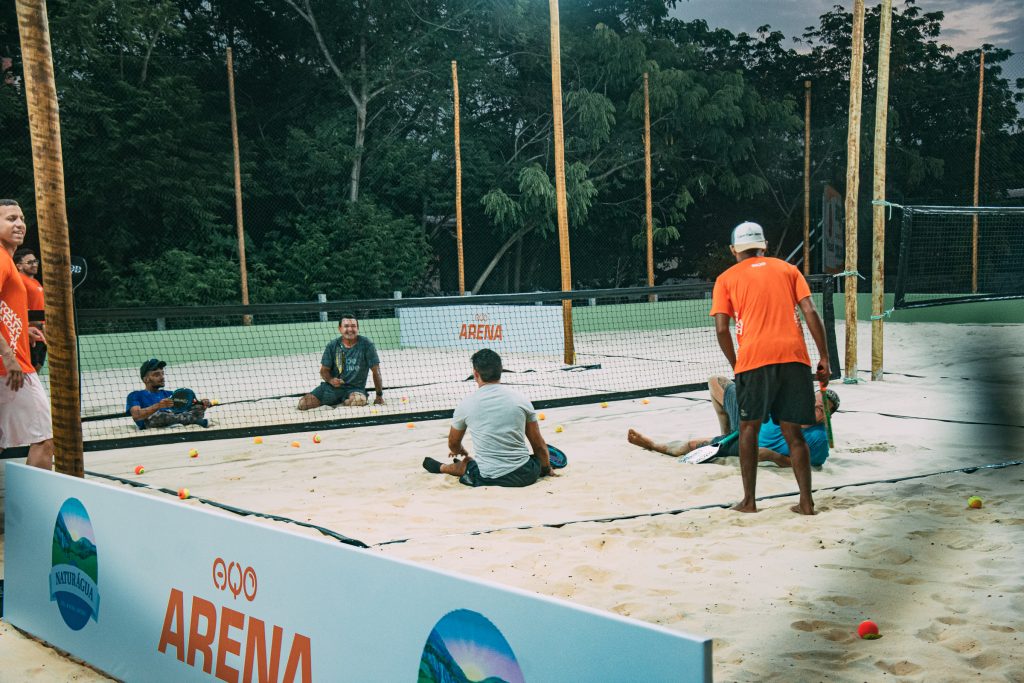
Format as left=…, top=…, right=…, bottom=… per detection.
left=843, top=0, right=866, bottom=384
left=972, top=51, right=985, bottom=294
left=16, top=0, right=83, bottom=476
left=803, top=80, right=812, bottom=275
left=452, top=60, right=466, bottom=295
left=548, top=0, right=574, bottom=364
left=871, top=0, right=893, bottom=382
left=643, top=72, right=654, bottom=299
left=226, top=47, right=251, bottom=324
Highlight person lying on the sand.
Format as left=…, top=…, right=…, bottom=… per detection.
left=422, top=348, right=554, bottom=487
left=627, top=375, right=839, bottom=467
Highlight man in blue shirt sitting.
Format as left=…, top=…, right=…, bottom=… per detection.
left=627, top=374, right=839, bottom=467
left=126, top=359, right=211, bottom=429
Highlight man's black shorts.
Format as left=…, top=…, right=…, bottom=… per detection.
left=459, top=456, right=541, bottom=488
left=734, top=362, right=815, bottom=425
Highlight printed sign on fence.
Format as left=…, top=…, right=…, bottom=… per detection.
left=821, top=185, right=844, bottom=274
left=399, top=304, right=564, bottom=354
left=3, top=463, right=712, bottom=682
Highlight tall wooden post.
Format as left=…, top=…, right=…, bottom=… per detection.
left=548, top=0, right=574, bottom=364
left=803, top=80, right=812, bottom=275
left=643, top=72, right=654, bottom=297
left=452, top=60, right=466, bottom=295
left=972, top=51, right=985, bottom=294
left=871, top=0, right=893, bottom=382
left=843, top=0, right=866, bottom=384
left=226, top=47, right=251, bottom=323
left=16, top=0, right=83, bottom=476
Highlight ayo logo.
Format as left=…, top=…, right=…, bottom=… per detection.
left=49, top=498, right=100, bottom=630
left=212, top=557, right=257, bottom=601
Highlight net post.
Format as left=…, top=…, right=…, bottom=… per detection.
left=16, top=0, right=84, bottom=476
left=452, top=60, right=466, bottom=296
left=643, top=72, right=655, bottom=301
left=843, top=0, right=866, bottom=384
left=803, top=80, right=812, bottom=276
left=972, top=50, right=985, bottom=294
left=226, top=47, right=252, bottom=325
left=870, top=0, right=893, bottom=382
left=548, top=0, right=574, bottom=364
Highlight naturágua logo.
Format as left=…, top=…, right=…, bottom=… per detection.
left=418, top=609, right=524, bottom=683
left=49, top=498, right=100, bottom=630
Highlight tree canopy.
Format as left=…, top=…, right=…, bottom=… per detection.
left=0, top=0, right=1019, bottom=306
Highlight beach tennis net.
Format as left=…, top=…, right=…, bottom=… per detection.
left=894, top=205, right=1024, bottom=309
left=68, top=278, right=839, bottom=449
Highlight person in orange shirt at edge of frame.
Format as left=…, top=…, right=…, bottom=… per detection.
left=0, top=200, right=54, bottom=469
left=14, top=248, right=46, bottom=371
left=710, top=221, right=830, bottom=515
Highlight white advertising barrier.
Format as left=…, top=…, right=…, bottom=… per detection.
left=399, top=304, right=564, bottom=354
left=3, top=463, right=712, bottom=682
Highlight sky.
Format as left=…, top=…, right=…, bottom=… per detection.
left=669, top=0, right=1024, bottom=78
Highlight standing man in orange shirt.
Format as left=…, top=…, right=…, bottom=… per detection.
left=14, top=248, right=46, bottom=370
left=710, top=222, right=830, bottom=515
left=0, top=200, right=53, bottom=469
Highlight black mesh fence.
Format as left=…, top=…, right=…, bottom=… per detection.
left=894, top=205, right=1024, bottom=308
left=63, top=277, right=838, bottom=449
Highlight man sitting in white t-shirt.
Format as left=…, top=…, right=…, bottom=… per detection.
left=422, top=348, right=554, bottom=487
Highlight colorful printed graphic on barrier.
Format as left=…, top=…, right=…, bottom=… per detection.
left=49, top=497, right=100, bottom=631
left=419, top=609, right=524, bottom=683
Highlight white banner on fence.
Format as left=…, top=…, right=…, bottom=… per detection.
left=3, top=463, right=711, bottom=682
left=399, top=304, right=564, bottom=354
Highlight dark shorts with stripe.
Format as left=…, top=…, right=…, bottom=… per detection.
left=311, top=382, right=366, bottom=406
left=734, top=362, right=815, bottom=426
left=459, top=456, right=541, bottom=488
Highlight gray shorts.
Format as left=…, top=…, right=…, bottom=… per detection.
left=311, top=382, right=366, bottom=406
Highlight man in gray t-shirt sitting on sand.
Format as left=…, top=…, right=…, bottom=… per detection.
left=423, top=348, right=554, bottom=487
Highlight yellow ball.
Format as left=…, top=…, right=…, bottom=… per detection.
left=600, top=402, right=609, bottom=408
left=188, top=448, right=199, bottom=458
left=253, top=436, right=263, bottom=444
left=555, top=425, right=564, bottom=433
left=313, top=434, right=322, bottom=443
left=178, top=488, right=190, bottom=500
left=290, top=441, right=301, bottom=448
left=538, top=412, right=546, bottom=420
left=968, top=496, right=983, bottom=509
left=211, top=399, right=220, bottom=406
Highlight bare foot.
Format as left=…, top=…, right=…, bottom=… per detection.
left=343, top=394, right=368, bottom=407
left=731, top=502, right=758, bottom=513
left=627, top=429, right=655, bottom=450
left=790, top=503, right=817, bottom=515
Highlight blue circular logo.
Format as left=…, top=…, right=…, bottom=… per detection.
left=419, top=609, right=524, bottom=683
left=49, top=498, right=100, bottom=631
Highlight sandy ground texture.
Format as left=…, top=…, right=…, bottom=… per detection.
left=1, top=320, right=1022, bottom=681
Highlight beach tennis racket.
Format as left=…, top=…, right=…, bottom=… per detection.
left=170, top=388, right=197, bottom=413
left=820, top=382, right=834, bottom=448
left=547, top=444, right=568, bottom=469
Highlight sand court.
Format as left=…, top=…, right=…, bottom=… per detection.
left=2, top=320, right=1023, bottom=681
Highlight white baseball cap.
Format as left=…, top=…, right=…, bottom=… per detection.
left=731, top=221, right=767, bottom=252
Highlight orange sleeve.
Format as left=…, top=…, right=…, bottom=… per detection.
left=709, top=275, right=733, bottom=318
left=793, top=267, right=812, bottom=302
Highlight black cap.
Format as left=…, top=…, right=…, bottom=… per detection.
left=140, top=358, right=166, bottom=378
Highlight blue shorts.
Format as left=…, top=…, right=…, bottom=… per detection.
left=459, top=457, right=541, bottom=488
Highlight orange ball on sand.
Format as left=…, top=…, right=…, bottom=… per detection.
left=641, top=398, right=650, bottom=405
left=857, top=620, right=881, bottom=639
left=133, top=465, right=145, bottom=475
left=538, top=412, right=546, bottom=420
left=253, top=436, right=263, bottom=444
left=406, top=422, right=416, bottom=429
left=178, top=488, right=190, bottom=500
left=313, top=434, right=322, bottom=444
left=291, top=441, right=301, bottom=448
